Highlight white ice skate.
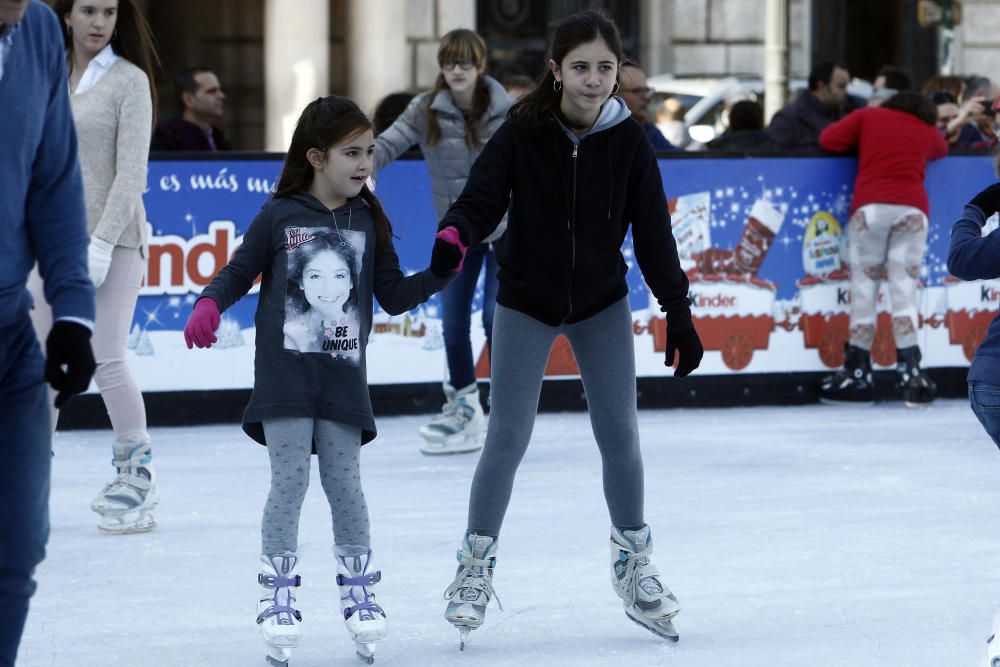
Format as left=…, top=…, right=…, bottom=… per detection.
left=335, top=547, right=387, bottom=664
left=610, top=525, right=681, bottom=642
left=443, top=533, right=501, bottom=650
left=90, top=432, right=159, bottom=535
left=419, top=382, right=484, bottom=455
left=256, top=552, right=302, bottom=667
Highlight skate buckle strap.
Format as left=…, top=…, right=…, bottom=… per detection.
left=256, top=603, right=302, bottom=624
left=343, top=593, right=384, bottom=620
left=455, top=550, right=495, bottom=569
left=259, top=573, right=302, bottom=588
left=336, top=570, right=381, bottom=587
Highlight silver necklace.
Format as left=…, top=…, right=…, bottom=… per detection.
left=331, top=205, right=352, bottom=247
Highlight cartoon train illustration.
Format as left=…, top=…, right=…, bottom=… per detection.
left=645, top=271, right=777, bottom=371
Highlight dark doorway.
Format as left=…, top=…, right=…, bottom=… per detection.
left=811, top=0, right=937, bottom=89
left=477, top=0, right=638, bottom=83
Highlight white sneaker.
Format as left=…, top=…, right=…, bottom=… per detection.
left=419, top=382, right=484, bottom=455
left=90, top=432, right=158, bottom=535
left=257, top=552, right=301, bottom=667
left=610, top=525, right=680, bottom=642
left=986, top=607, right=1000, bottom=667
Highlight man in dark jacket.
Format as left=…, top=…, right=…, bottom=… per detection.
left=768, top=61, right=859, bottom=149
left=151, top=66, right=232, bottom=151
left=619, top=61, right=677, bottom=151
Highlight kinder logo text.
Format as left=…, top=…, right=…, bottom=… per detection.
left=983, top=285, right=1000, bottom=304
left=142, top=220, right=260, bottom=296
left=692, top=292, right=737, bottom=309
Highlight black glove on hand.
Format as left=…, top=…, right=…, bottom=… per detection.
left=665, top=326, right=704, bottom=378
left=45, top=321, right=97, bottom=409
left=969, top=182, right=1000, bottom=219
left=430, top=237, right=463, bottom=278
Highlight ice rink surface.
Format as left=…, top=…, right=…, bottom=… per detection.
left=17, top=399, right=1000, bottom=666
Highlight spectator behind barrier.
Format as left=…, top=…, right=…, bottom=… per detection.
left=930, top=85, right=998, bottom=150
left=705, top=100, right=778, bottom=152
left=151, top=66, right=231, bottom=151
left=874, top=65, right=913, bottom=93
left=655, top=97, right=686, bottom=147
left=767, top=60, right=861, bottom=149
left=619, top=59, right=677, bottom=151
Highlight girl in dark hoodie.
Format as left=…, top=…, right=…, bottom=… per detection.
left=429, top=8, right=703, bottom=647
left=182, top=96, right=455, bottom=666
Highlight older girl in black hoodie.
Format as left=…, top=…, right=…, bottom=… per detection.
left=430, top=9, right=704, bottom=647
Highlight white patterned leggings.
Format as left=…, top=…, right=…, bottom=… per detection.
left=846, top=203, right=928, bottom=351
left=260, top=417, right=369, bottom=556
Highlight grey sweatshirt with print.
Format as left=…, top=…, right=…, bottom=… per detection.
left=201, top=191, right=451, bottom=445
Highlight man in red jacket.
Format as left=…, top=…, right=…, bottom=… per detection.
left=817, top=91, right=948, bottom=405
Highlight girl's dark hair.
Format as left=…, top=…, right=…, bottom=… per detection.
left=425, top=29, right=490, bottom=150
left=286, top=229, right=360, bottom=316
left=55, top=0, right=160, bottom=126
left=508, top=9, right=625, bottom=131
left=882, top=91, right=937, bottom=126
left=274, top=96, right=394, bottom=255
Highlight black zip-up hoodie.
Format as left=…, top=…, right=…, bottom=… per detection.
left=439, top=97, right=693, bottom=329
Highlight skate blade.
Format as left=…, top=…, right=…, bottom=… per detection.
left=904, top=399, right=933, bottom=409
left=97, top=514, right=156, bottom=535
left=265, top=646, right=292, bottom=666
left=625, top=609, right=679, bottom=643
left=419, top=440, right=483, bottom=456
left=356, top=642, right=376, bottom=664
left=458, top=626, right=471, bottom=651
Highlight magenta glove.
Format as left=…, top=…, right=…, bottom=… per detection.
left=430, top=226, right=468, bottom=276
left=184, top=297, right=221, bottom=349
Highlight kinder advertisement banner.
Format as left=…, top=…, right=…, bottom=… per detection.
left=126, top=155, right=995, bottom=392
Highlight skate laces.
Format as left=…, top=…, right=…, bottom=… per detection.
left=444, top=552, right=503, bottom=611
left=617, top=542, right=657, bottom=607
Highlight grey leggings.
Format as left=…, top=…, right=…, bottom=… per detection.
left=467, top=298, right=644, bottom=536
left=261, top=417, right=369, bottom=555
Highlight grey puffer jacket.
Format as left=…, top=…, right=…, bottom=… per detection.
left=374, top=75, right=511, bottom=242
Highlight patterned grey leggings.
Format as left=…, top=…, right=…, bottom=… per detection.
left=846, top=203, right=928, bottom=350
left=260, top=417, right=369, bottom=555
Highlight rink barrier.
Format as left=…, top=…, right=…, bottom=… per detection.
left=56, top=149, right=993, bottom=429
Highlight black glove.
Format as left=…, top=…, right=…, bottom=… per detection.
left=430, top=237, right=463, bottom=278
left=665, top=326, right=704, bottom=378
left=45, top=321, right=97, bottom=409
left=969, top=182, right=1000, bottom=219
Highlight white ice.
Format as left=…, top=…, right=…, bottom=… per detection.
left=17, top=399, right=1000, bottom=666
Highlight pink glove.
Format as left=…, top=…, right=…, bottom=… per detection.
left=184, top=297, right=221, bottom=349
left=434, top=226, right=468, bottom=273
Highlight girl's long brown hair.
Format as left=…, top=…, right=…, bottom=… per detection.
left=54, top=0, right=160, bottom=125
left=425, top=29, right=490, bottom=151
left=274, top=96, right=393, bottom=256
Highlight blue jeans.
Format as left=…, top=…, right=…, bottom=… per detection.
left=969, top=381, right=1000, bottom=450
left=442, top=243, right=498, bottom=389
left=0, top=313, right=51, bottom=667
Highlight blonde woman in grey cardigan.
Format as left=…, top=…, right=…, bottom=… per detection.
left=48, top=0, right=160, bottom=535
left=374, top=29, right=511, bottom=455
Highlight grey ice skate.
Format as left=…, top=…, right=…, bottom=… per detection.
left=443, top=533, right=501, bottom=649
left=610, top=525, right=681, bottom=642
left=90, top=432, right=159, bottom=535
left=419, top=383, right=484, bottom=455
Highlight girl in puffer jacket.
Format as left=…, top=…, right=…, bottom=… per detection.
left=374, top=28, right=511, bottom=455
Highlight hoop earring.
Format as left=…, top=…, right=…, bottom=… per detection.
left=552, top=79, right=562, bottom=93
left=112, top=28, right=117, bottom=41
left=66, top=25, right=73, bottom=38
left=612, top=81, right=620, bottom=95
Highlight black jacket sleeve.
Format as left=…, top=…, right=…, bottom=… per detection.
left=201, top=206, right=275, bottom=312
left=373, top=236, right=454, bottom=316
left=437, top=122, right=515, bottom=246
left=626, top=134, right=693, bottom=330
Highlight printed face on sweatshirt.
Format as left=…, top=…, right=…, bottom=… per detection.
left=551, top=38, right=619, bottom=128
left=283, top=226, right=364, bottom=364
